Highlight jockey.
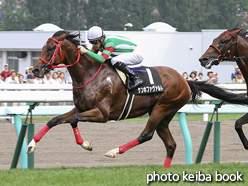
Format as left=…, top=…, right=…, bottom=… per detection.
left=77, top=26, right=144, bottom=90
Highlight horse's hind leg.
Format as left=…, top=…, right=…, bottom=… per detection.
left=105, top=105, right=176, bottom=165
left=155, top=113, right=177, bottom=168
left=26, top=107, right=80, bottom=153
left=235, top=113, right=248, bottom=149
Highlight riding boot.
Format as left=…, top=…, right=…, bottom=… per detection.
left=114, top=62, right=143, bottom=90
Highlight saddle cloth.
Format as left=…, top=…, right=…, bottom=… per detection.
left=115, top=66, right=165, bottom=120
left=116, top=66, right=165, bottom=95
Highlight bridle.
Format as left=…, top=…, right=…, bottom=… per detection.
left=39, top=37, right=81, bottom=69
left=38, top=37, right=102, bottom=89
left=209, top=31, right=238, bottom=62
left=210, top=30, right=248, bottom=63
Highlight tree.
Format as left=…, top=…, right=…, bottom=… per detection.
left=122, top=0, right=158, bottom=31
left=0, top=0, right=247, bottom=31
left=83, top=0, right=158, bottom=31
left=155, top=0, right=247, bottom=31
left=0, top=0, right=86, bottom=31
left=26, top=0, right=61, bottom=30
left=1, top=0, right=30, bottom=30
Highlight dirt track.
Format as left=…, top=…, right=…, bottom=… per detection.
left=0, top=119, right=248, bottom=169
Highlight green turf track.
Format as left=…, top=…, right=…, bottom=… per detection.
left=0, top=162, right=246, bottom=186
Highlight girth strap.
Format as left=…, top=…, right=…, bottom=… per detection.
left=118, top=91, right=135, bottom=120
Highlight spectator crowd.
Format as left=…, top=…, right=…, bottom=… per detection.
left=0, top=64, right=72, bottom=85
left=231, top=65, right=245, bottom=83
left=182, top=70, right=218, bottom=84
left=182, top=66, right=245, bottom=84
left=1, top=64, right=245, bottom=85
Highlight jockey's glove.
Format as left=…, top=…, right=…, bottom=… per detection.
left=77, top=46, right=88, bottom=54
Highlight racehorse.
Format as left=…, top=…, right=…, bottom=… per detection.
left=199, top=24, right=248, bottom=150
left=27, top=30, right=248, bottom=168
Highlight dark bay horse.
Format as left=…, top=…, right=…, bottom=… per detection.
left=199, top=25, right=248, bottom=150
left=27, top=31, right=248, bottom=168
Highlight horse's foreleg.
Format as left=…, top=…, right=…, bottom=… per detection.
left=70, top=107, right=108, bottom=124
left=26, top=108, right=79, bottom=154
left=235, top=113, right=248, bottom=149
left=70, top=107, right=108, bottom=151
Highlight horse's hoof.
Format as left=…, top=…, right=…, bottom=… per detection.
left=26, top=139, right=36, bottom=154
left=105, top=151, right=116, bottom=158
left=26, top=146, right=36, bottom=154
left=81, top=141, right=92, bottom=151
left=105, top=148, right=119, bottom=158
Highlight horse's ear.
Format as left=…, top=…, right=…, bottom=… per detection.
left=59, top=33, right=69, bottom=41
left=232, top=22, right=242, bottom=35
left=236, top=22, right=241, bottom=29
left=233, top=29, right=241, bottom=35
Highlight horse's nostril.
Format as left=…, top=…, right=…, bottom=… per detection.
left=199, top=57, right=208, bottom=63
left=32, top=69, right=39, bottom=74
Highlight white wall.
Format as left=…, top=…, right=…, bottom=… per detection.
left=1, top=51, right=7, bottom=72
left=18, top=52, right=31, bottom=75
left=106, top=31, right=203, bottom=79
left=106, top=30, right=236, bottom=83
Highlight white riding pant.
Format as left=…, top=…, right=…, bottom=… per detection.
left=110, top=47, right=143, bottom=66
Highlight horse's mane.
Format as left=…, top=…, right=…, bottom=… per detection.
left=227, top=24, right=248, bottom=42
left=52, top=30, right=88, bottom=49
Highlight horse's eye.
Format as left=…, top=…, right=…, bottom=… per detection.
left=47, top=46, right=53, bottom=53
left=220, top=39, right=226, bottom=44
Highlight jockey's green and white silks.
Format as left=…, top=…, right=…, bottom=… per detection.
left=86, top=35, right=138, bottom=63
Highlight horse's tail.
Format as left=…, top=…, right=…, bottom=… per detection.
left=187, top=80, right=248, bottom=105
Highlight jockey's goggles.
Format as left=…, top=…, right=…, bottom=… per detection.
left=89, top=40, right=100, bottom=45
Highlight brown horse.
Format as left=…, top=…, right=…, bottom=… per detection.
left=27, top=31, right=248, bottom=168
left=199, top=24, right=248, bottom=149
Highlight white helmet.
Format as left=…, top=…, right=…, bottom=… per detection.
left=87, top=26, right=105, bottom=41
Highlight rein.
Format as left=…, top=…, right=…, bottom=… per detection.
left=210, top=30, right=248, bottom=62
left=72, top=63, right=103, bottom=89
left=39, top=37, right=81, bottom=69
